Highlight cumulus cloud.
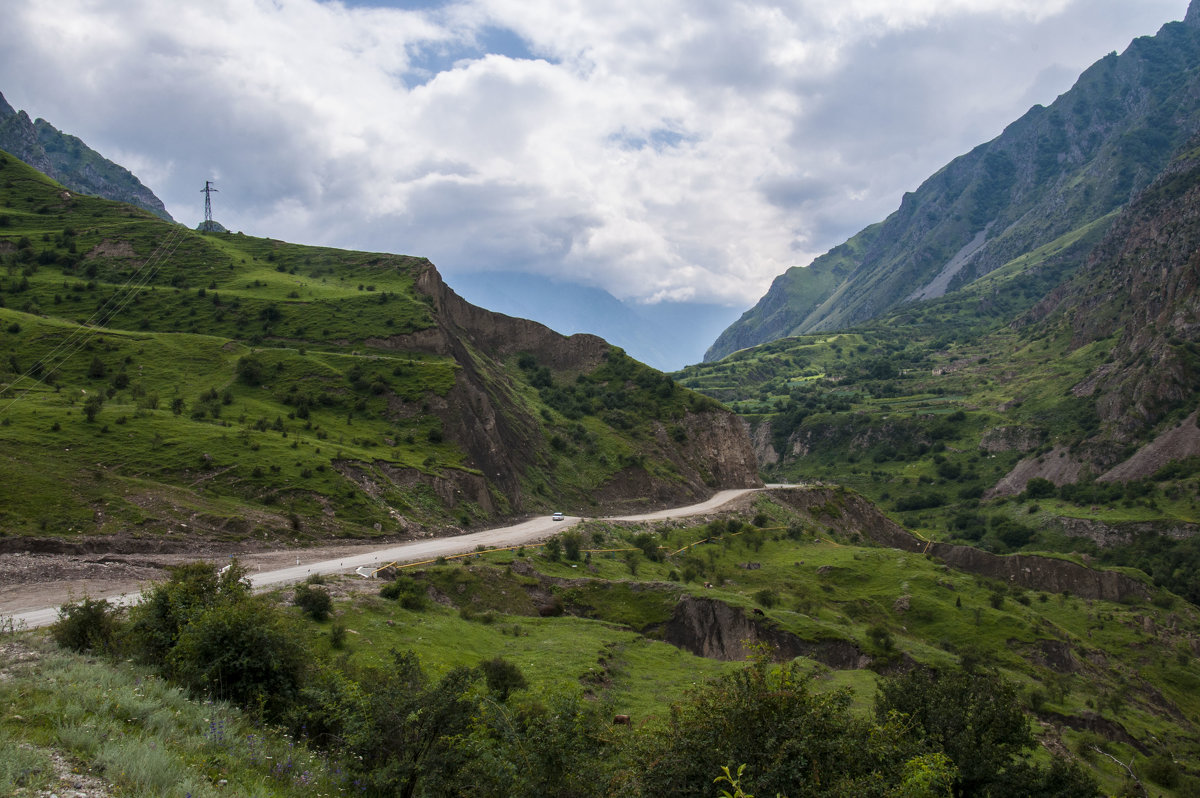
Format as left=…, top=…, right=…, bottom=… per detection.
left=0, top=0, right=1187, bottom=307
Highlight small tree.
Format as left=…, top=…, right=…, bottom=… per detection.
left=544, top=536, right=562, bottom=562
left=562, top=530, right=582, bottom=561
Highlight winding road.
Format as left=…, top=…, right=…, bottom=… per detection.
left=7, top=486, right=786, bottom=630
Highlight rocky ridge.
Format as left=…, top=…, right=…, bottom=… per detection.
left=707, top=2, right=1200, bottom=360
left=0, top=91, right=172, bottom=221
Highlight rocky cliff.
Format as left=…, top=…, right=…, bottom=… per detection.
left=1028, top=140, right=1200, bottom=445
left=0, top=91, right=172, bottom=221
left=369, top=260, right=761, bottom=513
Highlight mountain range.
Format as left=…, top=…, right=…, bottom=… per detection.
left=707, top=2, right=1200, bottom=361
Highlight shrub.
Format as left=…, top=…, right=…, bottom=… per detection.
left=753, top=588, right=779, bottom=608
left=561, top=530, right=582, bottom=561
left=479, top=656, right=528, bottom=701
left=1024, top=477, right=1056, bottom=500
left=380, top=575, right=428, bottom=610
left=129, top=560, right=252, bottom=663
left=168, top=597, right=307, bottom=714
left=293, top=583, right=333, bottom=621
left=51, top=597, right=124, bottom=654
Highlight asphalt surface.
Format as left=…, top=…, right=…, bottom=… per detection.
left=8, top=486, right=780, bottom=629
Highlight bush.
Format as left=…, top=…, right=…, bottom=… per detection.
left=129, top=560, right=252, bottom=663
left=168, top=597, right=308, bottom=714
left=1024, top=477, right=1056, bottom=500
left=561, top=530, right=582, bottom=561
left=753, top=588, right=779, bottom=608
left=479, top=656, right=528, bottom=701
left=51, top=597, right=124, bottom=655
left=293, top=583, right=333, bottom=621
left=380, top=575, right=428, bottom=610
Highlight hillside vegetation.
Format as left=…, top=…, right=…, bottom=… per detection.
left=0, top=150, right=757, bottom=547
left=678, top=136, right=1200, bottom=610
left=6, top=487, right=1197, bottom=796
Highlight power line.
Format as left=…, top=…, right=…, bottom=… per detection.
left=0, top=224, right=188, bottom=414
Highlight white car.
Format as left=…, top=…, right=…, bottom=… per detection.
left=552, top=512, right=565, bottom=521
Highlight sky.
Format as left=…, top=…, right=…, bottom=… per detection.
left=0, top=0, right=1189, bottom=313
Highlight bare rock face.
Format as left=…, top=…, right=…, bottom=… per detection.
left=748, top=418, right=780, bottom=465
left=0, top=92, right=173, bottom=221
left=1054, top=516, right=1199, bottom=547
left=1099, top=410, right=1200, bottom=482
left=986, top=446, right=1087, bottom=498
left=979, top=426, right=1044, bottom=453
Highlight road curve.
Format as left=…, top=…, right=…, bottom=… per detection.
left=8, top=487, right=777, bottom=630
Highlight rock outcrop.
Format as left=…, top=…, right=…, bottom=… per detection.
left=663, top=595, right=869, bottom=668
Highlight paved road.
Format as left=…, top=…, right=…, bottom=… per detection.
left=8, top=486, right=780, bottom=629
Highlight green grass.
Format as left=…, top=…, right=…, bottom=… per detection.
left=0, top=638, right=348, bottom=797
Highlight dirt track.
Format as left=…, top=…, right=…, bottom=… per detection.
left=2, top=487, right=771, bottom=629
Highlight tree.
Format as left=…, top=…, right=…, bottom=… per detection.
left=450, top=690, right=618, bottom=798
left=876, top=666, right=1097, bottom=796
left=298, top=650, right=480, bottom=798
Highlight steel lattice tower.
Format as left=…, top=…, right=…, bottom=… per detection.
left=201, top=180, right=218, bottom=225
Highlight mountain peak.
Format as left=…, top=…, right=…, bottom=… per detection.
left=1188, top=0, right=1200, bottom=28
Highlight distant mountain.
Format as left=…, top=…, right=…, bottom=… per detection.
left=707, top=2, right=1200, bottom=361
left=0, top=91, right=173, bottom=221
left=446, top=270, right=742, bottom=371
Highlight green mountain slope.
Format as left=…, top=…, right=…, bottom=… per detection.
left=0, top=91, right=173, bottom=221
left=0, top=151, right=758, bottom=545
left=679, top=134, right=1200, bottom=608
left=707, top=3, right=1200, bottom=361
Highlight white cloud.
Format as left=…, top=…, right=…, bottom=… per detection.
left=0, top=0, right=1188, bottom=308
